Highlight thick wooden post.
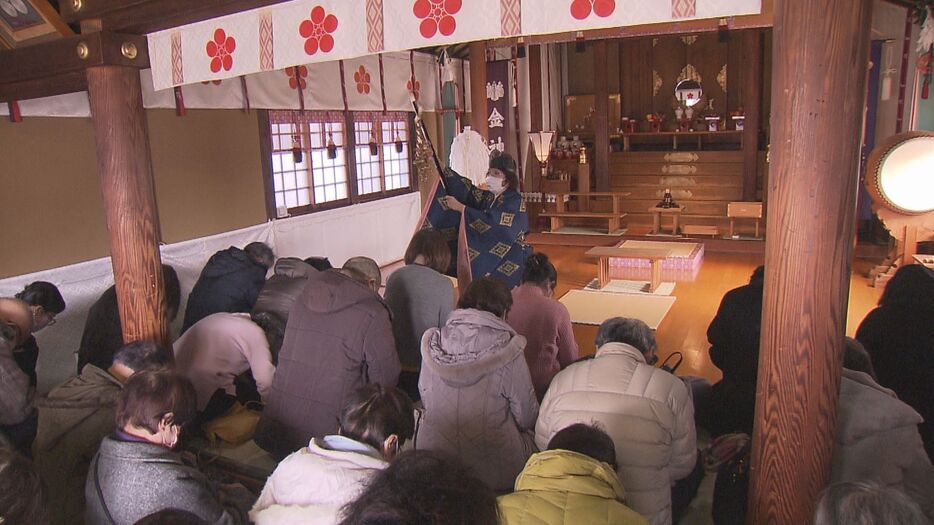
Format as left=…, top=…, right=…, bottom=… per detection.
left=469, top=41, right=488, bottom=140
left=740, top=30, right=762, bottom=201
left=749, top=0, right=872, bottom=523
left=86, top=66, right=170, bottom=349
left=593, top=40, right=610, bottom=192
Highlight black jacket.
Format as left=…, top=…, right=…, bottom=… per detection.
left=182, top=247, right=268, bottom=333
left=856, top=295, right=934, bottom=462
left=14, top=335, right=39, bottom=386
left=76, top=286, right=124, bottom=374
left=705, top=279, right=764, bottom=436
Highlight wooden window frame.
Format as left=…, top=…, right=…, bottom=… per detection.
left=350, top=111, right=416, bottom=204
left=259, top=109, right=417, bottom=220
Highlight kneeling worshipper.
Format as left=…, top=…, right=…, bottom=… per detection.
left=420, top=150, right=531, bottom=289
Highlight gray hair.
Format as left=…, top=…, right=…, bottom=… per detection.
left=244, top=242, right=275, bottom=271
left=814, top=481, right=925, bottom=525
left=595, top=317, right=656, bottom=354
left=342, top=256, right=382, bottom=287
left=112, top=341, right=171, bottom=373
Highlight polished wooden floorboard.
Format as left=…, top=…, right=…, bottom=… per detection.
left=534, top=244, right=882, bottom=383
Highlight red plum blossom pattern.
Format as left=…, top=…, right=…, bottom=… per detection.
left=413, top=0, right=461, bottom=38
left=206, top=28, right=236, bottom=73
left=300, top=6, right=339, bottom=55
left=569, top=0, right=615, bottom=20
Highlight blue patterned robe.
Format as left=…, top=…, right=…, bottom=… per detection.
left=419, top=170, right=531, bottom=289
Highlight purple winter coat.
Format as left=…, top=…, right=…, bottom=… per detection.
left=255, top=270, right=400, bottom=458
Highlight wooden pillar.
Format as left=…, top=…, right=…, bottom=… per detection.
left=86, top=66, right=170, bottom=349
left=528, top=44, right=544, bottom=190
left=749, top=0, right=872, bottom=523
left=593, top=39, right=610, bottom=192
left=469, top=41, right=488, bottom=140
left=741, top=30, right=763, bottom=201
left=528, top=45, right=543, bottom=133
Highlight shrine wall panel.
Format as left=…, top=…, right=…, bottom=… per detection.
left=0, top=109, right=268, bottom=277
left=148, top=109, right=267, bottom=245
left=566, top=30, right=772, bottom=128
left=0, top=116, right=108, bottom=278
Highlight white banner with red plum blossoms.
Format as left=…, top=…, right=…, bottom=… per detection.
left=147, top=0, right=761, bottom=90
left=5, top=50, right=454, bottom=117
left=137, top=51, right=450, bottom=113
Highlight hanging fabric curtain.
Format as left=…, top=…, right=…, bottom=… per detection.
left=146, top=0, right=763, bottom=90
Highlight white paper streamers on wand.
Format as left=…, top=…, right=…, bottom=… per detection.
left=449, top=127, right=491, bottom=187
left=919, top=7, right=934, bottom=54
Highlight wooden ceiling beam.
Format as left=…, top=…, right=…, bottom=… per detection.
left=62, top=0, right=293, bottom=34
left=61, top=0, right=152, bottom=23
left=0, top=31, right=148, bottom=102
left=879, top=0, right=914, bottom=8
left=32, top=0, right=77, bottom=38
left=0, top=70, right=87, bottom=103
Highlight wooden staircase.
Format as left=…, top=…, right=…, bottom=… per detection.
left=595, top=150, right=759, bottom=234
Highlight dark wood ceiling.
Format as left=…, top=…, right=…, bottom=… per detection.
left=418, top=43, right=471, bottom=60
left=58, top=0, right=291, bottom=35
left=0, top=0, right=72, bottom=50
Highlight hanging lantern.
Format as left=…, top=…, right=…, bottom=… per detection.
left=326, top=130, right=338, bottom=160
left=393, top=122, right=404, bottom=154
left=369, top=128, right=379, bottom=156
left=291, top=133, right=303, bottom=164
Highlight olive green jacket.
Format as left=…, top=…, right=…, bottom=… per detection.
left=33, top=364, right=121, bottom=525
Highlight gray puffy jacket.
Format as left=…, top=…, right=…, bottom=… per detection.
left=417, top=308, right=539, bottom=492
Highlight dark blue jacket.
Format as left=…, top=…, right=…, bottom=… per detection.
left=182, top=247, right=267, bottom=333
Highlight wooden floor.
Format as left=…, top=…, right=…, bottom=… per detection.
left=535, top=243, right=883, bottom=383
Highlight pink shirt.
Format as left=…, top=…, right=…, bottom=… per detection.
left=173, top=312, right=276, bottom=411
left=507, top=284, right=579, bottom=400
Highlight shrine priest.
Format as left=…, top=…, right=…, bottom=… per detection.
left=420, top=150, right=531, bottom=290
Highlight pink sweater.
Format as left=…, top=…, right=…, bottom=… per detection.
left=507, top=284, right=579, bottom=400
left=173, top=312, right=276, bottom=411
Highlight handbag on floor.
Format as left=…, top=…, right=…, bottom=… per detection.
left=202, top=401, right=262, bottom=446
left=660, top=351, right=684, bottom=373
left=705, top=433, right=751, bottom=525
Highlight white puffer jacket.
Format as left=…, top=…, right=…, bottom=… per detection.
left=535, top=342, right=696, bottom=525
left=250, top=436, right=388, bottom=525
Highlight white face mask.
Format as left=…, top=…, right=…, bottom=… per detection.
left=486, top=175, right=506, bottom=193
